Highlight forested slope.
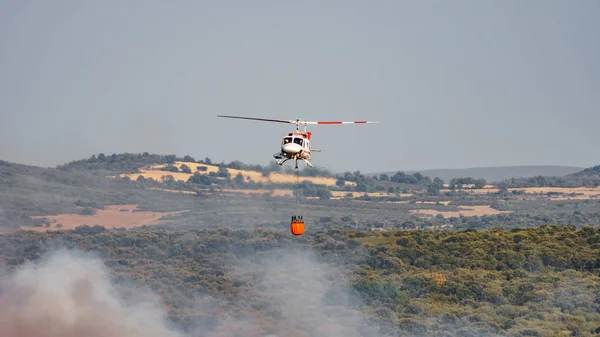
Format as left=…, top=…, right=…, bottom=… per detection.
left=1, top=225, right=599, bottom=336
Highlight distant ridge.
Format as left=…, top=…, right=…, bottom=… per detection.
left=370, top=165, right=584, bottom=183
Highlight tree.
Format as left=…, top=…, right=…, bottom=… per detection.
left=217, top=165, right=230, bottom=179
left=164, top=155, right=176, bottom=164
left=228, top=161, right=245, bottom=170
left=234, top=173, right=245, bottom=186
left=188, top=172, right=215, bottom=185
left=317, top=189, right=331, bottom=200
left=427, top=183, right=441, bottom=196
left=180, top=164, right=192, bottom=173
left=79, top=207, right=97, bottom=216
left=161, top=165, right=178, bottom=172
left=474, top=179, right=487, bottom=189
left=391, top=172, right=418, bottom=184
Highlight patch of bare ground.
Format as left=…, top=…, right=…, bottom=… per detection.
left=439, top=188, right=499, bottom=194
left=149, top=187, right=294, bottom=197
left=148, top=187, right=197, bottom=194
left=439, top=186, right=600, bottom=199
left=515, top=187, right=600, bottom=197
left=410, top=205, right=512, bottom=218
left=330, top=191, right=413, bottom=198
left=116, top=161, right=355, bottom=187
left=21, top=204, right=184, bottom=231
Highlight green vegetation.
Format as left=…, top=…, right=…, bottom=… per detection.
left=2, top=153, right=600, bottom=336
left=373, top=165, right=584, bottom=183
left=499, top=166, right=600, bottom=188
left=1, top=226, right=600, bottom=336
left=2, top=153, right=600, bottom=233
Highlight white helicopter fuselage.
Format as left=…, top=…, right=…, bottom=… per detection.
left=280, top=132, right=311, bottom=160
left=273, top=131, right=316, bottom=167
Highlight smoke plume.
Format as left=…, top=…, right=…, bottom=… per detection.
left=0, top=245, right=390, bottom=337
left=0, top=249, right=183, bottom=337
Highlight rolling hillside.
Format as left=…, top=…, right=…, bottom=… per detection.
left=2, top=225, right=600, bottom=336
left=3, top=153, right=600, bottom=337
left=2, top=153, right=600, bottom=236
left=371, top=165, right=583, bottom=183
left=116, top=161, right=356, bottom=187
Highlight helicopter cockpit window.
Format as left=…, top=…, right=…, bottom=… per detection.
left=283, top=137, right=292, bottom=144
left=293, top=138, right=303, bottom=146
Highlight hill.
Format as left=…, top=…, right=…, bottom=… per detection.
left=1, top=226, right=600, bottom=336
left=0, top=153, right=455, bottom=233
left=371, top=165, right=583, bottom=183
left=2, top=153, right=600, bottom=336
left=2, top=153, right=600, bottom=236
left=117, top=160, right=355, bottom=188
left=499, top=165, right=600, bottom=188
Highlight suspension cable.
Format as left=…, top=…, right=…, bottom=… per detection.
left=295, top=161, right=300, bottom=216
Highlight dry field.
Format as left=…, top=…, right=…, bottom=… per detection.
left=439, top=186, right=600, bottom=199
left=217, top=188, right=293, bottom=197
left=415, top=200, right=452, bottom=205
left=442, top=184, right=496, bottom=189
left=409, top=205, right=512, bottom=218
left=513, top=186, right=600, bottom=196
left=149, top=187, right=197, bottom=194
left=148, top=187, right=294, bottom=197
left=21, top=204, right=184, bottom=231
left=117, top=161, right=355, bottom=187
left=439, top=188, right=499, bottom=194
left=330, top=191, right=413, bottom=198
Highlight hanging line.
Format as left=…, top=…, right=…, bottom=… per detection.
left=295, top=163, right=300, bottom=216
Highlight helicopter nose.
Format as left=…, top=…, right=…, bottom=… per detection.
left=282, top=143, right=302, bottom=154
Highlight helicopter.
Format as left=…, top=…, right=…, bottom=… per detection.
left=217, top=115, right=377, bottom=169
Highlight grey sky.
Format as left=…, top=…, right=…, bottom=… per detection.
left=1, top=1, right=598, bottom=174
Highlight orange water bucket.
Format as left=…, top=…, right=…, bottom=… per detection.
left=290, top=215, right=305, bottom=236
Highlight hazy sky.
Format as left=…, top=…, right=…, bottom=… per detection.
left=1, top=1, right=598, bottom=173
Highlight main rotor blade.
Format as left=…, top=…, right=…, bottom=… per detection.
left=217, top=115, right=295, bottom=124
left=303, top=121, right=378, bottom=125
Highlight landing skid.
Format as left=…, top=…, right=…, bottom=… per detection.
left=273, top=153, right=289, bottom=166
left=273, top=153, right=313, bottom=168
left=275, top=158, right=290, bottom=165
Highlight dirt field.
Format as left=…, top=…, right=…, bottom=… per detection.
left=439, top=186, right=600, bottom=199
left=218, top=188, right=294, bottom=197
left=117, top=161, right=355, bottom=187
left=442, top=184, right=496, bottom=189
left=514, top=187, right=600, bottom=196
left=21, top=204, right=184, bottom=231
left=330, top=191, right=413, bottom=198
left=147, top=187, right=294, bottom=197
left=409, top=205, right=512, bottom=218
left=149, top=187, right=198, bottom=194
left=415, top=200, right=452, bottom=205
left=439, top=188, right=499, bottom=194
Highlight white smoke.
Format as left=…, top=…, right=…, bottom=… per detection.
left=196, top=246, right=389, bottom=337
left=0, top=249, right=184, bottom=337
left=0, top=243, right=420, bottom=337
